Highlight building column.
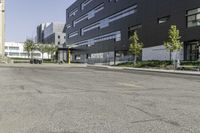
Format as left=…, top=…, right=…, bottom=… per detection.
left=0, top=0, right=5, bottom=56
left=68, top=48, right=71, bottom=64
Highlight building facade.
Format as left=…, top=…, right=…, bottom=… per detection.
left=65, top=0, right=200, bottom=63
left=36, top=23, right=51, bottom=43
left=5, top=42, right=48, bottom=59
left=43, top=22, right=66, bottom=45
left=36, top=22, right=67, bottom=61
left=0, top=0, right=5, bottom=56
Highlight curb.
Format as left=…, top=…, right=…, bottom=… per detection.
left=0, top=63, right=88, bottom=68
left=87, top=65, right=200, bottom=76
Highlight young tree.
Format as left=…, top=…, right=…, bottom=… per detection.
left=44, top=44, right=58, bottom=60
left=24, top=39, right=36, bottom=59
left=50, top=45, right=58, bottom=61
left=129, top=31, right=143, bottom=65
left=45, top=44, right=52, bottom=59
left=164, top=25, right=183, bottom=68
left=37, top=44, right=46, bottom=62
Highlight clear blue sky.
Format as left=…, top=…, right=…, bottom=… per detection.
left=5, top=0, right=76, bottom=42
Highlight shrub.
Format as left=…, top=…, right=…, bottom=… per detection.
left=117, top=60, right=172, bottom=68
left=181, top=61, right=200, bottom=66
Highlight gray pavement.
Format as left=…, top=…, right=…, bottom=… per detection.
left=87, top=64, right=200, bottom=76
left=0, top=64, right=200, bottom=133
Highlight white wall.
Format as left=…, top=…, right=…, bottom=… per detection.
left=142, top=45, right=184, bottom=61
left=5, top=42, right=49, bottom=59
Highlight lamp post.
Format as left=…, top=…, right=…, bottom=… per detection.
left=114, top=47, right=116, bottom=65
left=198, top=42, right=200, bottom=61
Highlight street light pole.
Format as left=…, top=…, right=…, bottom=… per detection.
left=114, top=49, right=116, bottom=65
left=114, top=40, right=116, bottom=66
left=198, top=42, right=200, bottom=61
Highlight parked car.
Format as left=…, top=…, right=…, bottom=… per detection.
left=30, top=59, right=42, bottom=64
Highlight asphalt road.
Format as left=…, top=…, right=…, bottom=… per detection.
left=0, top=65, right=200, bottom=133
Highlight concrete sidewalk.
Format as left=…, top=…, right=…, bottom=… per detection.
left=87, top=64, right=200, bottom=76
left=1, top=63, right=200, bottom=76
left=0, top=63, right=87, bottom=68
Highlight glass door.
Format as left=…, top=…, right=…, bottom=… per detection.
left=185, top=41, right=199, bottom=61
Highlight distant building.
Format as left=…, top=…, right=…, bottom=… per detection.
left=5, top=42, right=48, bottom=59
left=36, top=23, right=51, bottom=43
left=36, top=22, right=67, bottom=61
left=43, top=22, right=66, bottom=45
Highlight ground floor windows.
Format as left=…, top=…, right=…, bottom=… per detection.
left=72, top=51, right=133, bottom=64
left=185, top=41, right=200, bottom=61
left=75, top=55, right=81, bottom=60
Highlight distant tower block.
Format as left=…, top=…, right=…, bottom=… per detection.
left=0, top=0, right=5, bottom=56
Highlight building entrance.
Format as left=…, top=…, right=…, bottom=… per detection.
left=185, top=41, right=200, bottom=61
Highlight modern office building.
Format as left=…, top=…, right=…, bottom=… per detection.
left=65, top=0, right=200, bottom=63
left=43, top=22, right=66, bottom=45
left=5, top=42, right=49, bottom=59
left=0, top=0, right=5, bottom=57
left=36, top=22, right=67, bottom=61
left=36, top=23, right=51, bottom=43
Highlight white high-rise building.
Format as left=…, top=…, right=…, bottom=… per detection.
left=0, top=0, right=5, bottom=56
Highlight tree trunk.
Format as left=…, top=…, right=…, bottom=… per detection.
left=42, top=53, right=44, bottom=63
left=173, top=51, right=177, bottom=70
left=51, top=53, right=54, bottom=62
left=114, top=50, right=116, bottom=65
left=169, top=50, right=172, bottom=61
left=134, top=55, right=137, bottom=66
left=48, top=53, right=50, bottom=59
left=28, top=52, right=30, bottom=59
left=31, top=51, right=33, bottom=59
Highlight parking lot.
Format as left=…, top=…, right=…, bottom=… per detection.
left=0, top=65, right=199, bottom=133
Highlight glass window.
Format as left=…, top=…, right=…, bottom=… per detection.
left=69, top=8, right=78, bottom=17
left=33, top=53, right=41, bottom=57
left=68, top=31, right=78, bottom=38
left=128, top=25, right=142, bottom=38
left=9, top=46, right=19, bottom=50
left=81, top=0, right=93, bottom=10
left=9, top=52, right=19, bottom=56
left=100, top=19, right=109, bottom=29
left=81, top=5, right=137, bottom=35
left=73, top=4, right=104, bottom=27
left=72, top=31, right=121, bottom=47
left=66, top=24, right=71, bottom=29
left=158, top=16, right=170, bottom=24
left=187, top=8, right=200, bottom=28
left=75, top=55, right=81, bottom=60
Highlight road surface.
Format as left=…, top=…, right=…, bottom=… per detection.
left=0, top=65, right=199, bottom=133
